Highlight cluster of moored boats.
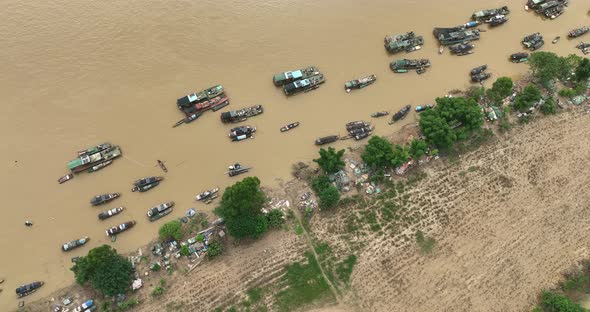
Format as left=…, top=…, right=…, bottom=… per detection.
left=525, top=0, right=569, bottom=20
left=470, top=65, right=492, bottom=83
left=344, top=121, right=374, bottom=141
left=273, top=66, right=325, bottom=95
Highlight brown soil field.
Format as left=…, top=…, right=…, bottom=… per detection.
left=26, top=107, right=590, bottom=312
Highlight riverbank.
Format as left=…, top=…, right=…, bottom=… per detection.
left=2, top=0, right=589, bottom=310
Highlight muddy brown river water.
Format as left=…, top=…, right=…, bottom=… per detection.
left=0, top=0, right=587, bottom=309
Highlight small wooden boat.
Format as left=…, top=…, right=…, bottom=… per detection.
left=204, top=194, right=218, bottom=204
left=196, top=188, right=219, bottom=201
left=227, top=167, right=251, bottom=177
left=16, top=281, right=44, bottom=298
left=90, top=193, right=120, bottom=206
left=87, top=160, right=113, bottom=173
left=280, top=122, right=300, bottom=132
left=157, top=160, right=168, bottom=173
left=98, top=206, right=124, bottom=220
left=62, top=237, right=90, bottom=251
left=388, top=105, right=412, bottom=124
left=438, top=46, right=444, bottom=54
left=371, top=111, right=389, bottom=118
left=552, top=36, right=560, bottom=44
left=106, top=221, right=136, bottom=236
left=58, top=174, right=74, bottom=184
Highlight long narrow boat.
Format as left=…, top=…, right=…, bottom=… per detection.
left=15, top=281, right=44, bottom=298
left=195, top=188, right=219, bottom=201
left=87, top=160, right=113, bottom=173
left=90, top=193, right=120, bottom=206
left=98, top=207, right=125, bottom=220
left=345, top=75, right=377, bottom=92
left=315, top=135, right=339, bottom=146
left=58, top=174, right=74, bottom=184
left=147, top=202, right=174, bottom=222
left=280, top=122, right=300, bottom=132
left=133, top=182, right=160, bottom=192
left=388, top=105, right=411, bottom=124
left=157, top=160, right=168, bottom=173
left=132, top=176, right=163, bottom=192
left=204, top=194, right=219, bottom=204
left=106, top=221, right=136, bottom=236
left=62, top=237, right=90, bottom=251
left=227, top=167, right=251, bottom=177
left=371, top=111, right=389, bottom=118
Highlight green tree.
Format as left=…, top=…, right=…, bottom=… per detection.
left=214, top=177, right=268, bottom=239
left=419, top=111, right=456, bottom=148
left=362, top=136, right=395, bottom=169
left=435, top=96, right=484, bottom=132
left=575, top=58, right=590, bottom=82
left=513, top=84, right=542, bottom=112
left=311, top=175, right=331, bottom=193
left=486, top=77, right=514, bottom=104
left=540, top=97, right=557, bottom=115
left=266, top=209, right=285, bottom=229
left=207, top=240, right=224, bottom=259
left=529, top=52, right=572, bottom=84
left=318, top=185, right=340, bottom=210
left=71, top=245, right=133, bottom=296
left=180, top=245, right=190, bottom=257
left=539, top=291, right=586, bottom=312
left=159, top=220, right=184, bottom=241
left=313, top=147, right=345, bottom=174
left=391, top=144, right=410, bottom=168
left=408, top=139, right=428, bottom=159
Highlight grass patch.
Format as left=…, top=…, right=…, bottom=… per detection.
left=275, top=252, right=334, bottom=312
left=247, top=287, right=263, bottom=304
left=468, top=166, right=479, bottom=172
left=294, top=224, right=304, bottom=235
left=335, top=255, right=357, bottom=287
left=416, top=230, right=436, bottom=255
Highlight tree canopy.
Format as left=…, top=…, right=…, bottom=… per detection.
left=313, top=147, right=345, bottom=174
left=408, top=139, right=428, bottom=159
left=361, top=136, right=408, bottom=169
left=486, top=77, right=513, bottom=104
left=71, top=245, right=133, bottom=296
left=575, top=58, right=590, bottom=83
left=528, top=52, right=574, bottom=84
left=159, top=220, right=184, bottom=241
left=419, top=111, right=456, bottom=149
left=538, top=291, right=585, bottom=312
left=311, top=176, right=340, bottom=210
left=215, top=177, right=268, bottom=239
left=513, top=84, right=542, bottom=112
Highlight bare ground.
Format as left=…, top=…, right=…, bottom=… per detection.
left=26, top=108, right=590, bottom=312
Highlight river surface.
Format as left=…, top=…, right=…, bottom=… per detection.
left=0, top=0, right=587, bottom=309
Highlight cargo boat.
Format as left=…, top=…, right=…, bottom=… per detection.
left=283, top=74, right=325, bottom=96
left=345, top=75, right=376, bottom=92
left=569, top=27, right=589, bottom=38
left=384, top=32, right=424, bottom=53
left=132, top=176, right=163, bottom=192
left=196, top=188, right=219, bottom=201
left=220, top=105, right=263, bottom=123
left=522, top=33, right=544, bottom=51
left=449, top=43, right=474, bottom=56
left=229, top=126, right=256, bottom=141
left=390, top=59, right=431, bottom=73
left=16, top=281, right=44, bottom=298
left=90, top=193, right=120, bottom=206
left=106, top=221, right=136, bottom=236
left=147, top=202, right=174, bottom=222
left=388, top=105, right=411, bottom=124
left=280, top=122, right=300, bottom=132
left=77, top=143, right=112, bottom=157
left=472, top=6, right=510, bottom=21
left=98, top=207, right=124, bottom=220
left=472, top=72, right=492, bottom=83
left=433, top=27, right=480, bottom=45
left=315, top=135, right=339, bottom=146
left=510, top=52, right=529, bottom=63
left=273, top=66, right=320, bottom=86
left=68, top=145, right=122, bottom=174
left=177, top=85, right=224, bottom=110
left=486, top=15, right=508, bottom=26
left=470, top=65, right=487, bottom=76
left=62, top=237, right=90, bottom=251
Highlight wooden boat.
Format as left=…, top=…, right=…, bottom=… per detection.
left=132, top=182, right=160, bottom=192
left=87, top=160, right=113, bottom=173
left=204, top=194, right=218, bottom=204
left=15, top=281, right=44, bottom=298
left=280, top=122, right=300, bottom=132
left=132, top=176, right=163, bottom=192
left=98, top=207, right=124, bottom=220
left=438, top=46, right=444, bottom=54
left=90, top=193, right=120, bottom=206
left=315, top=135, right=339, bottom=146
left=552, top=36, right=560, bottom=44
left=105, top=221, right=136, bottom=236
left=58, top=174, right=74, bottom=184
left=148, top=202, right=174, bottom=222
left=569, top=27, right=590, bottom=39
left=470, top=65, right=487, bottom=76
left=344, top=75, right=376, bottom=92
left=196, top=188, right=219, bottom=201
left=157, top=160, right=168, bottom=173
left=62, top=236, right=90, bottom=251
left=371, top=111, right=389, bottom=118
left=227, top=167, right=251, bottom=177
left=388, top=105, right=412, bottom=124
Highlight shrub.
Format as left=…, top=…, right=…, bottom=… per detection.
left=207, top=240, right=224, bottom=259
left=266, top=209, right=285, bottom=229
left=313, top=147, right=345, bottom=174
left=71, top=245, right=133, bottom=296
left=540, top=98, right=557, bottom=115
left=513, top=84, right=541, bottom=112
left=159, top=220, right=184, bottom=241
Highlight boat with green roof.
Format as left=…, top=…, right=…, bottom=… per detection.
left=67, top=144, right=122, bottom=173
left=273, top=66, right=320, bottom=86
